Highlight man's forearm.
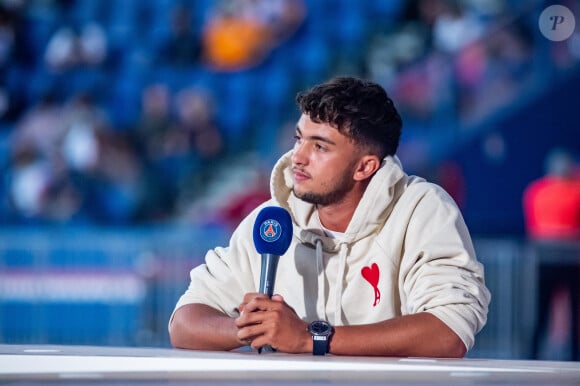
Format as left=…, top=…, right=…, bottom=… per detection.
left=170, top=305, right=466, bottom=357
left=329, top=312, right=466, bottom=358
left=169, top=303, right=243, bottom=351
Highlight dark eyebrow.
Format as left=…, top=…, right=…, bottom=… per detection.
left=295, top=126, right=337, bottom=146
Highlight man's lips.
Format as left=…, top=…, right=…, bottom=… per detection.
left=292, top=167, right=310, bottom=181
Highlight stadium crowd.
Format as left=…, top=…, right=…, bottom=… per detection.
left=0, top=0, right=569, bottom=226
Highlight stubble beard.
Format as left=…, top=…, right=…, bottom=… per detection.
left=293, top=170, right=355, bottom=207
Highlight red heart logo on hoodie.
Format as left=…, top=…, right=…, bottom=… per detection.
left=361, top=263, right=381, bottom=307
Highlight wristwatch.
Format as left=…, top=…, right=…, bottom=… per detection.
left=307, top=320, right=333, bottom=355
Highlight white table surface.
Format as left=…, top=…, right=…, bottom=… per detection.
left=1, top=344, right=579, bottom=385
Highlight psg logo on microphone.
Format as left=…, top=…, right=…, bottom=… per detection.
left=259, top=219, right=282, bottom=243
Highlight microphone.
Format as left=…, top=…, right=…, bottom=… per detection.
left=253, top=206, right=293, bottom=296
left=252, top=206, right=293, bottom=353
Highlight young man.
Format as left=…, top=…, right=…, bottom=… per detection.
left=169, top=77, right=490, bottom=357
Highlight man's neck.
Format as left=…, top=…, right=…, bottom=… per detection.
left=317, top=184, right=367, bottom=233
left=317, top=205, right=355, bottom=233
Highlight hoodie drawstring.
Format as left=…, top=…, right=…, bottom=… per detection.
left=334, top=243, right=348, bottom=325
left=315, top=238, right=326, bottom=320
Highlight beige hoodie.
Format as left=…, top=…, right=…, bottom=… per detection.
left=172, top=151, right=491, bottom=351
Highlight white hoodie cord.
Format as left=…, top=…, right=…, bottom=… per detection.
left=334, top=243, right=348, bottom=325
left=315, top=238, right=326, bottom=320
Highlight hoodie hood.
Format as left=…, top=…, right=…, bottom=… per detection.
left=270, top=150, right=409, bottom=250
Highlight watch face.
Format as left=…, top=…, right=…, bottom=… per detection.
left=309, top=321, right=331, bottom=335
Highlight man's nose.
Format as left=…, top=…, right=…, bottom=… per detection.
left=291, top=143, right=307, bottom=166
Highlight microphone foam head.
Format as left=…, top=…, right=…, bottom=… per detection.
left=252, top=206, right=293, bottom=255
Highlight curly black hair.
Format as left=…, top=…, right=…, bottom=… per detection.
left=296, top=77, right=402, bottom=158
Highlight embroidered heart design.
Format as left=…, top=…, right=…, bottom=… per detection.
left=361, top=263, right=379, bottom=287
left=361, top=263, right=381, bottom=307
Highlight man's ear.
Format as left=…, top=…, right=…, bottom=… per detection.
left=353, top=155, right=381, bottom=181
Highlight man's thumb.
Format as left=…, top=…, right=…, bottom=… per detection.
left=271, top=294, right=285, bottom=302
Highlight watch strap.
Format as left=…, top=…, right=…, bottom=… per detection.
left=312, top=335, right=328, bottom=355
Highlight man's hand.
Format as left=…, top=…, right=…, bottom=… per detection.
left=236, top=293, right=310, bottom=353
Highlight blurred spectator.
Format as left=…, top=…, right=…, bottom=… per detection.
left=6, top=92, right=84, bottom=223
left=202, top=0, right=304, bottom=72
left=173, top=86, right=224, bottom=207
left=132, top=83, right=178, bottom=221
left=0, top=2, right=31, bottom=69
left=0, top=4, right=20, bottom=121
left=84, top=127, right=142, bottom=224
left=61, top=92, right=108, bottom=172
left=133, top=83, right=175, bottom=162
left=61, top=92, right=142, bottom=224
left=365, top=24, right=427, bottom=89
left=11, top=91, right=65, bottom=161
left=523, top=149, right=580, bottom=240
left=431, top=0, right=484, bottom=54
left=173, top=87, right=223, bottom=162
left=44, top=21, right=107, bottom=71
left=201, top=1, right=270, bottom=72
left=238, top=0, right=305, bottom=43
left=7, top=144, right=84, bottom=224
left=155, top=3, right=202, bottom=68
left=523, top=148, right=580, bottom=360
left=0, top=5, right=18, bottom=67
left=7, top=145, right=54, bottom=221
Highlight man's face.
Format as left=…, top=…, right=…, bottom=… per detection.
left=291, top=114, right=361, bottom=206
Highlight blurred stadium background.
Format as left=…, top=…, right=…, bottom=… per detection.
left=0, top=0, right=579, bottom=360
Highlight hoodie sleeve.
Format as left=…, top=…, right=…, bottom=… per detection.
left=171, top=211, right=263, bottom=319
left=398, top=184, right=491, bottom=351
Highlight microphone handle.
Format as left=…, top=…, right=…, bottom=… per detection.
left=259, top=253, right=280, bottom=298
left=258, top=253, right=280, bottom=354
left=259, top=345, right=276, bottom=354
